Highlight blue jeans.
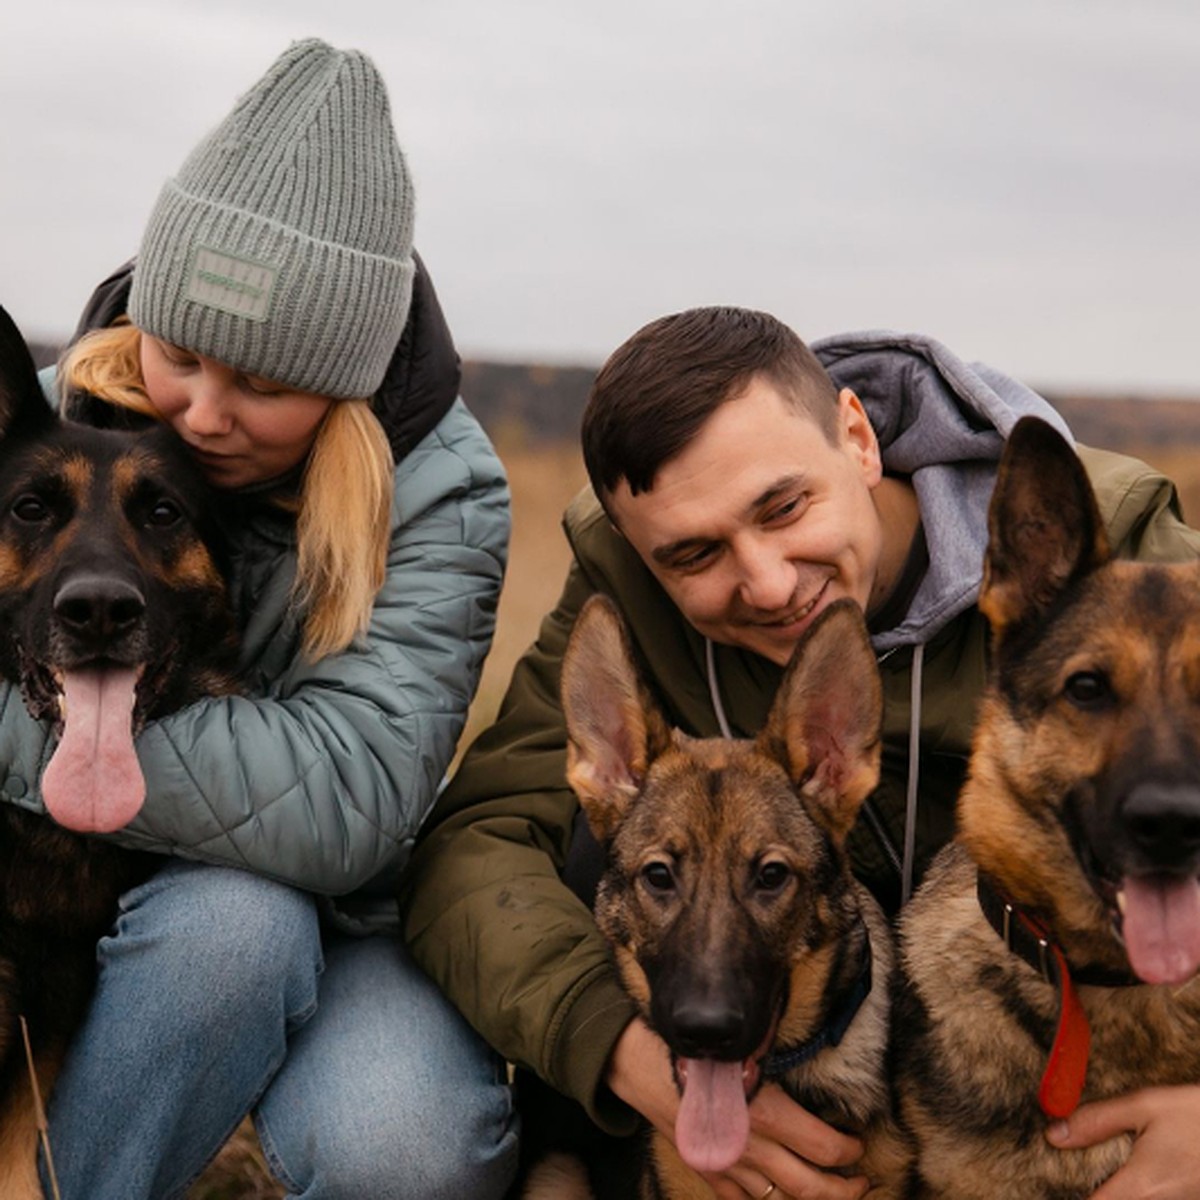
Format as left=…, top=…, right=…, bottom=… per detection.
left=41, top=860, right=519, bottom=1199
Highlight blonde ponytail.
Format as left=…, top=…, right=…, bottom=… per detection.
left=294, top=400, right=394, bottom=660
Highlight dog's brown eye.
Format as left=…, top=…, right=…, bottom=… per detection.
left=755, top=861, right=791, bottom=892
left=1064, top=670, right=1112, bottom=708
left=146, top=499, right=183, bottom=528
left=11, top=494, right=50, bottom=523
left=641, top=862, right=675, bottom=894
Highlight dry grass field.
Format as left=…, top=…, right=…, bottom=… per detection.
left=191, top=428, right=1200, bottom=1199
left=456, top=438, right=588, bottom=755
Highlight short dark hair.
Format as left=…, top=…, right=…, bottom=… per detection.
left=581, top=307, right=839, bottom=503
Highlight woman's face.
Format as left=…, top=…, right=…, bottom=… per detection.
left=139, top=334, right=337, bottom=489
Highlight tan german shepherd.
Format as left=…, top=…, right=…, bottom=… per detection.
left=897, top=416, right=1200, bottom=1198
left=526, top=594, right=911, bottom=1199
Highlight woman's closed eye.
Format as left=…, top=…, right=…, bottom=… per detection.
left=238, top=374, right=287, bottom=398
left=159, top=343, right=199, bottom=369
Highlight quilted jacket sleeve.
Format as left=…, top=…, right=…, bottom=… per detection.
left=0, top=400, right=509, bottom=903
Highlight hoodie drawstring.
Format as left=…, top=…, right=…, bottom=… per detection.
left=900, top=641, right=925, bottom=905
left=706, top=637, right=734, bottom=739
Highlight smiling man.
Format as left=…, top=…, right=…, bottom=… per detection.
left=603, top=377, right=917, bottom=665
left=401, top=308, right=1200, bottom=1200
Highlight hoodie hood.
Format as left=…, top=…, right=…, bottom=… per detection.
left=813, top=330, right=1072, bottom=653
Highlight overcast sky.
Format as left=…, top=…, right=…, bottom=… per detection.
left=3, top=0, right=1198, bottom=393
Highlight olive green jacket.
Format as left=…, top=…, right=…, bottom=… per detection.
left=401, top=437, right=1200, bottom=1132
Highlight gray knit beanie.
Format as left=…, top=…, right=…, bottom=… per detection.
left=129, top=38, right=415, bottom=399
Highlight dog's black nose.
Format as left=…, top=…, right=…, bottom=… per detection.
left=54, top=575, right=146, bottom=640
left=667, top=997, right=748, bottom=1059
left=1122, top=784, right=1200, bottom=869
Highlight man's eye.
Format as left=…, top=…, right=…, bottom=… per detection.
left=672, top=547, right=717, bottom=572
left=766, top=495, right=806, bottom=523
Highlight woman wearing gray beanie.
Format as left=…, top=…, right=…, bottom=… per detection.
left=7, top=38, right=517, bottom=1199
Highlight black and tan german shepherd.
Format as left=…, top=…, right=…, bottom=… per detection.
left=0, top=305, right=240, bottom=1195
left=525, top=594, right=911, bottom=1199
left=897, top=416, right=1200, bottom=1198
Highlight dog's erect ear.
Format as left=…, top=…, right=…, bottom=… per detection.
left=0, top=305, right=57, bottom=442
left=561, top=594, right=672, bottom=844
left=980, top=417, right=1108, bottom=641
left=758, top=599, right=882, bottom=843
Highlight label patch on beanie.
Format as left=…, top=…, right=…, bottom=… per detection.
left=184, top=246, right=277, bottom=321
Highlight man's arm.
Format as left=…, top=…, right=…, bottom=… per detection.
left=400, top=561, right=642, bottom=1131
left=400, top=552, right=884, bottom=1198
left=1047, top=1087, right=1200, bottom=1200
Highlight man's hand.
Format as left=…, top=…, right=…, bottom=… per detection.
left=607, top=1018, right=870, bottom=1199
left=1046, top=1084, right=1200, bottom=1199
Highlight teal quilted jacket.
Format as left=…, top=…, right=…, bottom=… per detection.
left=0, top=259, right=509, bottom=935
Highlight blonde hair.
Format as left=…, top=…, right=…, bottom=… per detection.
left=60, top=323, right=394, bottom=661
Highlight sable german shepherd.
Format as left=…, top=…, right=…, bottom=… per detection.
left=526, top=594, right=911, bottom=1199
left=897, top=416, right=1200, bottom=1199
left=0, top=305, right=240, bottom=1196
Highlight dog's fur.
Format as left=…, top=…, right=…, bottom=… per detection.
left=0, top=305, right=240, bottom=1195
left=897, top=416, right=1200, bottom=1198
left=525, top=594, right=911, bottom=1199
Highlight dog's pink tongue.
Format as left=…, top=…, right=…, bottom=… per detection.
left=1121, top=874, right=1200, bottom=986
left=675, top=1058, right=750, bottom=1174
left=42, top=667, right=144, bottom=834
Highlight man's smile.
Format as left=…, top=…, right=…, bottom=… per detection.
left=754, top=580, right=829, bottom=626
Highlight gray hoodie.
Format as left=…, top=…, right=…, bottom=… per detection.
left=815, top=330, right=1072, bottom=653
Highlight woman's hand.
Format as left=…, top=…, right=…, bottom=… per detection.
left=1046, top=1084, right=1200, bottom=1199
left=607, top=1018, right=870, bottom=1199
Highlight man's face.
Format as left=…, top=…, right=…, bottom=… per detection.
left=607, top=376, right=886, bottom=666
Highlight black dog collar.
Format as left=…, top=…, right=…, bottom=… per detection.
left=975, top=874, right=1146, bottom=1120
left=761, top=933, right=873, bottom=1078
left=975, top=875, right=1139, bottom=989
